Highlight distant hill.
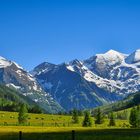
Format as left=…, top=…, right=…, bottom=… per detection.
left=92, top=91, right=140, bottom=114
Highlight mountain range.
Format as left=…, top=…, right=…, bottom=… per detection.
left=0, top=56, right=62, bottom=113
left=0, top=49, right=140, bottom=112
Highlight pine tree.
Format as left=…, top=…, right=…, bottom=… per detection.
left=129, top=107, right=137, bottom=128
left=72, top=109, right=79, bottom=124
left=95, top=108, right=104, bottom=124
left=82, top=111, right=92, bottom=127
left=136, top=106, right=140, bottom=128
left=18, top=104, right=28, bottom=125
left=109, top=112, right=116, bottom=126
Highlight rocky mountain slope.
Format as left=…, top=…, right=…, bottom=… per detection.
left=33, top=49, right=140, bottom=111
left=0, top=57, right=63, bottom=113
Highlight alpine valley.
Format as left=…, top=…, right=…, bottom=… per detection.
left=1, top=49, right=140, bottom=113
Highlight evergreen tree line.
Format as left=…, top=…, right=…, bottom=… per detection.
left=72, top=106, right=140, bottom=128
left=71, top=108, right=116, bottom=127
left=129, top=106, right=140, bottom=128
left=18, top=104, right=140, bottom=127
left=0, top=98, right=43, bottom=114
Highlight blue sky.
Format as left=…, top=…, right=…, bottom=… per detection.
left=0, top=0, right=140, bottom=70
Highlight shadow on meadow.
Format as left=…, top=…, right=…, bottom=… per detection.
left=1, top=129, right=140, bottom=140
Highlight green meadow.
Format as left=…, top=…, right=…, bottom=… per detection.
left=0, top=111, right=139, bottom=140
left=0, top=111, right=129, bottom=127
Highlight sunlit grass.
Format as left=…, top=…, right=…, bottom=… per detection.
left=0, top=111, right=139, bottom=140
left=0, top=111, right=130, bottom=128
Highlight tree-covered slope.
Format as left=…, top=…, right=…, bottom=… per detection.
left=92, top=92, right=140, bottom=114
left=0, top=84, right=45, bottom=113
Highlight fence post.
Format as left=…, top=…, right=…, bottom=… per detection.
left=19, top=131, right=22, bottom=140
left=72, top=130, right=75, bottom=140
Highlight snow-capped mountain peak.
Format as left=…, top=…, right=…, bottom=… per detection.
left=12, top=62, right=24, bottom=70
left=0, top=56, right=62, bottom=113
left=96, top=49, right=125, bottom=63
left=69, top=59, right=82, bottom=65
left=0, top=56, right=12, bottom=68
left=30, top=49, right=140, bottom=111
left=105, top=49, right=121, bottom=55
left=125, top=49, right=140, bottom=64
left=0, top=56, right=24, bottom=70
left=32, top=62, right=56, bottom=75
left=0, top=56, right=6, bottom=60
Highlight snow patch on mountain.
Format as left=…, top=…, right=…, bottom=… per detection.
left=66, top=65, right=75, bottom=72
left=6, top=83, right=21, bottom=89
left=13, top=62, right=24, bottom=70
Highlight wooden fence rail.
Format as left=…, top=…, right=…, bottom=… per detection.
left=19, top=131, right=22, bottom=140
left=72, top=130, right=75, bottom=140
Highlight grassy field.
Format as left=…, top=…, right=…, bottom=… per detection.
left=0, top=111, right=139, bottom=140
left=0, top=111, right=130, bottom=128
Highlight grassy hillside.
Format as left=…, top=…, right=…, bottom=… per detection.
left=92, top=92, right=140, bottom=114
